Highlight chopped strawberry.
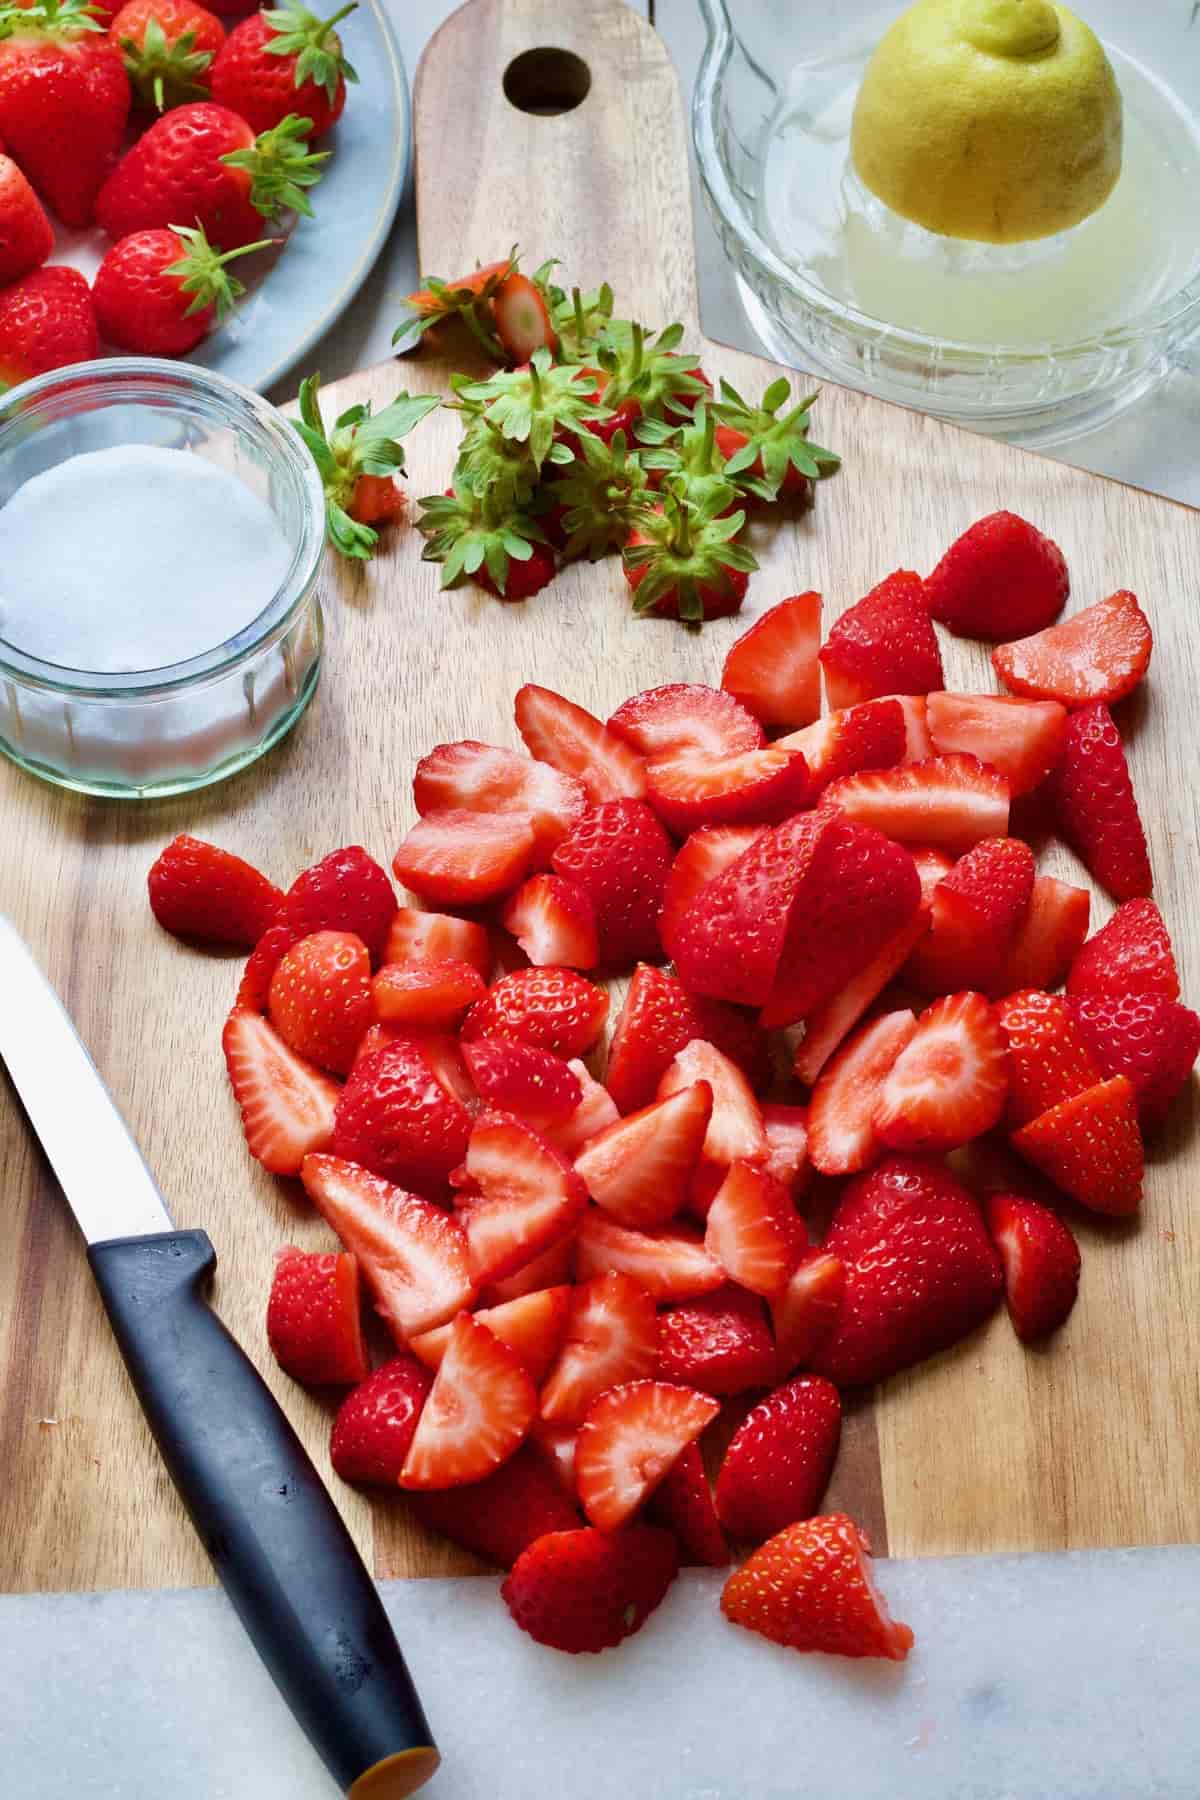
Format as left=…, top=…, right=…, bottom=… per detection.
left=823, top=753, right=1010, bottom=853
left=721, top=1513, right=914, bottom=1660
left=456, top=1111, right=588, bottom=1285
left=236, top=921, right=299, bottom=1013
left=819, top=570, right=943, bottom=710
left=925, top=692, right=1067, bottom=798
left=483, top=1239, right=575, bottom=1307
left=412, top=740, right=587, bottom=860
left=602, top=962, right=753, bottom=1114
left=460, top=1039, right=580, bottom=1126
left=541, top=1059, right=621, bottom=1157
left=1067, top=899, right=1179, bottom=1001
left=393, top=810, right=536, bottom=907
left=501, top=873, right=598, bottom=969
left=646, top=1441, right=728, bottom=1565
left=549, top=798, right=674, bottom=966
left=333, top=1038, right=472, bottom=1188
left=993, top=589, right=1153, bottom=707
left=539, top=1270, right=659, bottom=1425
left=658, top=1039, right=767, bottom=1166
left=906, top=836, right=1036, bottom=994
left=608, top=682, right=764, bottom=758
left=574, top=1083, right=712, bottom=1228
left=704, top=1160, right=806, bottom=1296
left=149, top=833, right=283, bottom=946
left=715, top=1374, right=841, bottom=1542
left=527, top=1416, right=579, bottom=1495
left=330, top=1354, right=433, bottom=1486
left=792, top=911, right=931, bottom=1084
left=924, top=511, right=1069, bottom=639
left=411, top=1440, right=578, bottom=1568
left=995, top=988, right=1101, bottom=1128
left=266, top=1246, right=367, bottom=1387
left=888, top=692, right=933, bottom=761
left=383, top=906, right=491, bottom=979
left=515, top=684, right=646, bottom=804
left=1068, top=993, right=1200, bottom=1131
left=659, top=824, right=764, bottom=958
left=300, top=1154, right=475, bottom=1341
left=910, top=845, right=957, bottom=904
left=777, top=697, right=906, bottom=795
left=874, top=991, right=1008, bottom=1154
left=371, top=956, right=486, bottom=1031
left=351, top=1030, right=476, bottom=1112
left=761, top=1104, right=811, bottom=1196
left=997, top=875, right=1090, bottom=994
left=284, top=845, right=396, bottom=963
left=985, top=1193, right=1081, bottom=1342
left=462, top=966, right=609, bottom=1057
left=771, top=1250, right=846, bottom=1377
left=492, top=272, right=557, bottom=360
left=400, top=1313, right=536, bottom=1489
left=265, top=930, right=373, bottom=1077
left=1011, top=1076, right=1143, bottom=1216
left=808, top=1009, right=919, bottom=1175
left=222, top=1009, right=339, bottom=1176
left=410, top=1286, right=572, bottom=1385
left=721, top=592, right=823, bottom=729
left=644, top=745, right=811, bottom=836
left=657, top=1283, right=778, bottom=1395
left=576, top=1379, right=720, bottom=1530
left=502, top=1523, right=679, bottom=1653
left=1051, top=703, right=1152, bottom=901
left=575, top=1211, right=725, bottom=1302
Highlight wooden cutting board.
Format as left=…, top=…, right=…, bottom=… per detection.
left=2, top=0, right=1198, bottom=1597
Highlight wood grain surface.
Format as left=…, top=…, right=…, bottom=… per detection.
left=1, top=0, right=1198, bottom=1596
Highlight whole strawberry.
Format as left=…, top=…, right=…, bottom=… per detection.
left=0, top=151, right=51, bottom=283
left=501, top=1524, right=679, bottom=1653
left=112, top=0, right=224, bottom=113
left=0, top=0, right=131, bottom=227
left=210, top=3, right=358, bottom=138
left=0, top=265, right=99, bottom=390
left=94, top=221, right=268, bottom=354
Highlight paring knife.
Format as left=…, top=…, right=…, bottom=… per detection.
left=0, top=917, right=440, bottom=1800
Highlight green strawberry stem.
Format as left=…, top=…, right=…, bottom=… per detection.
left=221, top=113, right=330, bottom=220
left=0, top=0, right=102, bottom=38
left=166, top=223, right=273, bottom=321
left=262, top=1, right=360, bottom=100
left=120, top=16, right=214, bottom=113
left=711, top=376, right=840, bottom=499
left=295, top=371, right=440, bottom=561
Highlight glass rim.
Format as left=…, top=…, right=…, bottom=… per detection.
left=0, top=356, right=327, bottom=701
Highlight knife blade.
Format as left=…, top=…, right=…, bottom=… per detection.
left=0, top=916, right=440, bottom=1800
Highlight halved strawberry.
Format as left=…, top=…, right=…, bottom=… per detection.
left=819, top=569, right=943, bottom=709
left=659, top=825, right=764, bottom=960
left=515, top=683, right=646, bottom=804
left=924, top=511, right=1069, bottom=640
left=925, top=692, right=1067, bottom=798
left=575, top=1211, right=725, bottom=1302
left=268, top=930, right=374, bottom=1076
left=1011, top=1076, right=1143, bottom=1216
left=149, top=833, right=283, bottom=947
left=993, top=589, right=1153, bottom=707
left=493, top=272, right=557, bottom=360
left=371, top=956, right=486, bottom=1030
left=721, top=592, right=822, bottom=729
left=410, top=1442, right=578, bottom=1569
left=409, top=1285, right=572, bottom=1384
left=541, top=1059, right=621, bottom=1157
left=400, top=1313, right=536, bottom=1489
left=777, top=697, right=905, bottom=796
left=266, top=1246, right=368, bottom=1387
left=1067, top=898, right=1179, bottom=1001
left=887, top=693, right=933, bottom=761
left=874, top=991, right=1009, bottom=1154
left=576, top=1379, right=720, bottom=1530
left=646, top=1440, right=728, bottom=1566
left=807, top=1010, right=919, bottom=1175
left=822, top=754, right=1010, bottom=853
left=985, top=1193, right=1081, bottom=1341
left=906, top=837, right=1036, bottom=995
left=501, top=873, right=598, bottom=969
left=383, top=906, right=491, bottom=978
left=704, top=1160, right=807, bottom=1296
left=462, top=966, right=609, bottom=1057
left=412, top=740, right=587, bottom=859
left=222, top=1010, right=340, bottom=1176
left=1049, top=704, right=1152, bottom=902
left=539, top=1270, right=659, bottom=1425
left=1068, top=993, right=1200, bottom=1131
left=997, top=875, right=1090, bottom=994
left=460, top=1038, right=581, bottom=1126
left=792, top=910, right=931, bottom=1085
left=657, top=1283, right=777, bottom=1395
left=608, top=682, right=764, bottom=759
left=393, top=810, right=535, bottom=906
left=483, top=1238, right=575, bottom=1306
left=644, top=746, right=811, bottom=836
left=771, top=1250, right=846, bottom=1377
left=995, top=988, right=1100, bottom=1128
left=657, top=1038, right=767, bottom=1166
left=301, top=1154, right=475, bottom=1341
left=574, top=1082, right=712, bottom=1228
left=456, top=1110, right=588, bottom=1284
left=762, top=1104, right=811, bottom=1196
left=550, top=797, right=674, bottom=967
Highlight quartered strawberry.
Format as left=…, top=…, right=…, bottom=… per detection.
left=301, top=1154, right=475, bottom=1341
left=704, top=1160, right=806, bottom=1296
left=924, top=511, right=1069, bottom=640
left=818, top=569, right=943, bottom=709
left=646, top=1440, right=728, bottom=1565
left=985, top=1193, right=1081, bottom=1342
left=807, top=1010, right=918, bottom=1175
left=715, top=1374, right=841, bottom=1543
left=383, top=906, right=491, bottom=979
left=412, top=740, right=587, bottom=860
left=792, top=911, right=931, bottom=1084
left=550, top=798, right=674, bottom=966
left=502, top=1523, right=679, bottom=1653
left=393, top=810, right=535, bottom=907
left=285, top=845, right=396, bottom=962
left=222, top=1009, right=339, bottom=1176
left=657, top=1283, right=777, bottom=1395
left=995, top=988, right=1100, bottom=1129
left=459, top=1039, right=580, bottom=1127
left=576, top=1379, right=720, bottom=1530
left=371, top=956, right=486, bottom=1031
left=574, top=1083, right=712, bottom=1228
left=333, top=1038, right=472, bottom=1188
left=501, top=873, right=598, bottom=969
left=657, top=1039, right=767, bottom=1167
left=823, top=753, right=1010, bottom=853
left=608, top=682, right=764, bottom=759
left=777, top=697, right=906, bottom=796
left=721, top=1513, right=914, bottom=1661
left=329, top=1354, right=432, bottom=1487
left=762, top=1105, right=811, bottom=1196
left=1068, top=993, right=1200, bottom=1131
left=1067, top=898, right=1179, bottom=1001
left=483, top=1239, right=575, bottom=1307
left=906, top=836, right=1036, bottom=995
left=541, top=1060, right=621, bottom=1158
left=771, top=1251, right=846, bottom=1377
left=644, top=745, right=811, bottom=837
left=462, top=966, right=609, bottom=1057
left=659, top=825, right=764, bottom=957
left=493, top=271, right=557, bottom=360
left=266, top=1245, right=367, bottom=1386
left=267, top=929, right=372, bottom=1077
left=456, top=1110, right=588, bottom=1285
left=410, top=1286, right=572, bottom=1386
left=874, top=991, right=1008, bottom=1154
left=1050, top=704, right=1152, bottom=902
left=411, top=1440, right=577, bottom=1568
left=575, top=1211, right=725, bottom=1302
left=994, top=589, right=1153, bottom=707
left=721, top=592, right=823, bottom=729
left=997, top=875, right=1090, bottom=994
left=400, top=1313, right=536, bottom=1490
left=602, top=962, right=750, bottom=1113
left=925, top=692, right=1067, bottom=798
left=236, top=921, right=299, bottom=1012
left=539, top=1270, right=659, bottom=1425
left=515, top=684, right=646, bottom=804
left=1011, top=1076, right=1143, bottom=1216
left=149, top=833, right=283, bottom=946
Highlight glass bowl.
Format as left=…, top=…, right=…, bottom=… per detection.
left=694, top=0, right=1200, bottom=447
left=0, top=358, right=326, bottom=799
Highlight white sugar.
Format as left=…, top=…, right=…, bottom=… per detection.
left=0, top=445, right=294, bottom=673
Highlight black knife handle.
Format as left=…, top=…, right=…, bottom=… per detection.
left=88, top=1229, right=439, bottom=1800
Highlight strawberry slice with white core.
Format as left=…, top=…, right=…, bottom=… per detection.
left=704, top=1159, right=808, bottom=1295
left=493, top=273, right=558, bottom=360
left=412, top=740, right=587, bottom=857
left=222, top=1010, right=339, bottom=1177
left=541, top=1059, right=621, bottom=1157
left=301, top=1154, right=475, bottom=1342
left=777, top=697, right=905, bottom=795
left=885, top=693, right=933, bottom=762
left=383, top=906, right=491, bottom=978
left=822, top=754, right=1010, bottom=854
left=873, top=991, right=1009, bottom=1155
left=992, top=589, right=1152, bottom=708
left=515, top=683, right=646, bottom=804
left=792, top=910, right=930, bottom=1085
left=761, top=1104, right=811, bottom=1195
left=771, top=1250, right=847, bottom=1377
left=539, top=1271, right=659, bottom=1425
left=457, top=1110, right=588, bottom=1284
left=409, top=1285, right=572, bottom=1384
left=574, top=1081, right=713, bottom=1228
left=608, top=682, right=764, bottom=759
left=644, top=746, right=811, bottom=836
left=400, top=1313, right=536, bottom=1490
left=460, top=1039, right=581, bottom=1126
left=371, top=957, right=486, bottom=1030
left=483, top=1238, right=575, bottom=1306
left=576, top=1379, right=720, bottom=1531
left=575, top=1211, right=725, bottom=1302
left=657, top=1038, right=767, bottom=1166
left=721, top=592, right=822, bottom=730
left=925, top=693, right=1068, bottom=798
left=501, top=873, right=598, bottom=969
left=393, top=809, right=535, bottom=906
left=808, top=1010, right=919, bottom=1175
left=659, top=824, right=765, bottom=959
left=998, top=875, right=1090, bottom=994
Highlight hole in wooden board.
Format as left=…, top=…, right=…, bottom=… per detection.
left=503, top=47, right=592, bottom=116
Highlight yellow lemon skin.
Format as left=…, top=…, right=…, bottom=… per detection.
left=850, top=0, right=1123, bottom=243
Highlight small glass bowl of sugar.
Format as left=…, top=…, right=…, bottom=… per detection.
left=0, top=358, right=327, bottom=798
